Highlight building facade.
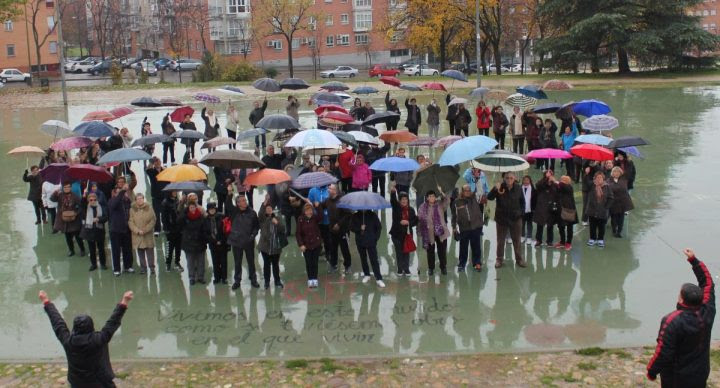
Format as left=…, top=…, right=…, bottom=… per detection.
left=691, top=0, right=720, bottom=34
left=0, top=0, right=60, bottom=73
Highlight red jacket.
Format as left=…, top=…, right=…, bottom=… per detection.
left=476, top=106, right=491, bottom=129
left=338, top=149, right=354, bottom=179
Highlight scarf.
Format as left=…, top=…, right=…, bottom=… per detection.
left=595, top=182, right=604, bottom=200
left=187, top=207, right=202, bottom=221
left=419, top=202, right=444, bottom=246
left=401, top=206, right=409, bottom=221
left=85, top=204, right=102, bottom=228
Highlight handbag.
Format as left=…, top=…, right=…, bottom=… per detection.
left=561, top=207, right=576, bottom=222
left=402, top=233, right=416, bottom=253
left=61, top=210, right=77, bottom=222
left=222, top=216, right=232, bottom=235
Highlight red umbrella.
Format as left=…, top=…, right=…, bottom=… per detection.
left=170, top=106, right=195, bottom=123
left=65, top=164, right=114, bottom=183
left=380, top=76, right=401, bottom=87
left=422, top=82, right=447, bottom=92
left=109, top=106, right=135, bottom=120
left=314, top=105, right=348, bottom=115
left=570, top=144, right=614, bottom=161
left=320, top=111, right=354, bottom=125
left=82, top=110, right=115, bottom=122
left=244, top=168, right=291, bottom=186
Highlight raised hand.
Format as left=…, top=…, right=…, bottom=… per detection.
left=121, top=291, right=134, bottom=305
left=38, top=290, right=49, bottom=304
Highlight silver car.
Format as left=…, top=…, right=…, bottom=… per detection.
left=135, top=60, right=158, bottom=76
left=170, top=59, right=201, bottom=71
left=320, top=66, right=359, bottom=78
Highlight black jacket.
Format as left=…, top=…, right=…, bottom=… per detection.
left=261, top=153, right=285, bottom=170
left=206, top=213, right=228, bottom=246
left=318, top=195, right=352, bottom=235
left=350, top=210, right=382, bottom=248
left=533, top=177, right=558, bottom=226
left=647, top=256, right=715, bottom=384
left=445, top=94, right=458, bottom=121
left=389, top=191, right=418, bottom=239
left=404, top=99, right=422, bottom=130
left=145, top=167, right=167, bottom=200
left=79, top=200, right=109, bottom=242
left=23, top=170, right=42, bottom=201
left=249, top=99, right=268, bottom=127
left=161, top=196, right=181, bottom=234
left=178, top=208, right=209, bottom=252
left=455, top=108, right=472, bottom=130
left=225, top=196, right=259, bottom=247
left=585, top=184, right=614, bottom=220
left=201, top=107, right=220, bottom=139
left=487, top=182, right=524, bottom=226
left=213, top=167, right=235, bottom=195
left=44, top=302, right=127, bottom=388
left=556, top=182, right=578, bottom=225
left=107, top=190, right=131, bottom=234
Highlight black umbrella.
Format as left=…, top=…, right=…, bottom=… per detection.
left=280, top=78, right=310, bottom=90
left=608, top=136, right=650, bottom=149
left=131, top=133, right=171, bottom=147
left=332, top=131, right=358, bottom=148
left=321, top=81, right=349, bottom=91
left=199, top=149, right=265, bottom=169
left=532, top=103, right=562, bottom=114
left=340, top=122, right=379, bottom=137
left=162, top=181, right=211, bottom=191
left=273, top=128, right=300, bottom=142
left=412, top=164, right=460, bottom=199
left=363, top=111, right=400, bottom=126
left=252, top=78, right=281, bottom=92
left=171, top=130, right=207, bottom=140
left=130, top=97, right=163, bottom=107
left=256, top=114, right=301, bottom=130
left=311, top=92, right=344, bottom=106
left=399, top=84, right=423, bottom=92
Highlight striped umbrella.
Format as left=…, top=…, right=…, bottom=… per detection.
left=291, top=172, right=338, bottom=189
left=109, top=106, right=135, bottom=120
left=582, top=115, right=619, bottom=132
left=194, top=93, right=221, bottom=104
left=505, top=93, right=537, bottom=109
left=542, top=79, right=573, bottom=90
left=470, top=150, right=529, bottom=172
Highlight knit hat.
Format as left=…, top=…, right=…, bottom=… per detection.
left=206, top=202, right=217, bottom=211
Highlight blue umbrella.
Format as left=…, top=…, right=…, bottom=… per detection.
left=438, top=135, right=498, bottom=166
left=399, top=84, right=423, bottom=92
left=441, top=69, right=467, bottom=82
left=236, top=127, right=270, bottom=141
left=352, top=86, right=379, bottom=94
left=516, top=85, right=548, bottom=100
left=291, top=172, right=338, bottom=189
left=469, top=87, right=490, bottom=98
left=218, top=85, right=245, bottom=95
left=574, top=134, right=612, bottom=146
left=618, top=146, right=645, bottom=159
left=73, top=121, right=116, bottom=138
left=532, top=102, right=562, bottom=114
left=571, top=99, right=611, bottom=117
left=97, top=148, right=152, bottom=165
left=370, top=156, right=420, bottom=172
left=337, top=191, right=391, bottom=211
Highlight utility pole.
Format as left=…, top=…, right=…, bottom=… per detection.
left=475, top=0, right=481, bottom=87
left=57, top=2, right=68, bottom=110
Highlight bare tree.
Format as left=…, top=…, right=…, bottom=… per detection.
left=26, top=0, right=70, bottom=78
left=253, top=0, right=314, bottom=77
left=87, top=0, right=114, bottom=59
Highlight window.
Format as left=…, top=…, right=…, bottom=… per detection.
left=704, top=9, right=710, bottom=16
left=340, top=14, right=349, bottom=24
left=309, top=16, right=316, bottom=30
left=292, top=38, right=300, bottom=50
left=355, top=33, right=368, bottom=45
left=390, top=31, right=403, bottom=43
left=4, top=20, right=12, bottom=32
left=354, top=11, right=372, bottom=31
left=307, top=37, right=316, bottom=47
left=340, top=0, right=347, bottom=3
left=6, top=44, right=15, bottom=57
left=228, top=19, right=247, bottom=37
left=47, top=15, right=55, bottom=30
left=390, top=48, right=409, bottom=57
left=325, top=15, right=333, bottom=26
left=712, top=9, right=717, bottom=15
left=49, top=41, right=57, bottom=54
left=228, top=0, right=247, bottom=13
left=268, top=39, right=282, bottom=50
left=338, top=34, right=350, bottom=46
left=326, top=35, right=334, bottom=47
left=354, top=0, right=371, bottom=7
left=325, top=0, right=332, bottom=2
left=45, top=0, right=54, bottom=7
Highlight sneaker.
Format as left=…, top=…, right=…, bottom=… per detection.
left=396, top=272, right=403, bottom=277
left=313, top=280, right=319, bottom=288
left=362, top=276, right=371, bottom=284
left=251, top=281, right=260, bottom=288
left=307, top=280, right=313, bottom=288
left=582, top=221, right=588, bottom=226
left=597, top=240, right=605, bottom=248
left=440, top=268, right=447, bottom=275
left=113, top=271, right=121, bottom=277
left=166, top=263, right=172, bottom=272
left=153, top=232, right=160, bottom=237
left=264, top=283, right=270, bottom=289
left=88, top=265, right=97, bottom=272
left=494, top=261, right=503, bottom=269
left=534, top=241, right=542, bottom=248
left=565, top=243, right=572, bottom=251
left=327, top=266, right=337, bottom=274
left=521, top=237, right=526, bottom=243
left=525, top=239, right=534, bottom=245
left=428, top=269, right=434, bottom=276
left=376, top=280, right=386, bottom=288
left=175, top=264, right=184, bottom=272
left=231, top=283, right=240, bottom=290
left=553, top=243, right=564, bottom=249
left=126, top=268, right=135, bottom=274
left=587, top=239, right=596, bottom=246
left=275, top=281, right=284, bottom=289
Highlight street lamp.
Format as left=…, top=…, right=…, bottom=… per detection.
left=475, top=0, right=481, bottom=87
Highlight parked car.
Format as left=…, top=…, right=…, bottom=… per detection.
left=64, top=59, right=81, bottom=72
left=135, top=60, right=158, bottom=76
left=403, top=65, right=439, bottom=76
left=169, top=59, right=201, bottom=71
left=510, top=63, right=531, bottom=73
left=320, top=66, right=359, bottom=78
left=70, top=59, right=97, bottom=73
left=488, top=64, right=511, bottom=73
left=154, top=58, right=172, bottom=70
left=368, top=64, right=400, bottom=77
left=89, top=60, right=114, bottom=76
left=453, top=62, right=478, bottom=75
left=397, top=58, right=427, bottom=71
left=0, top=68, right=31, bottom=83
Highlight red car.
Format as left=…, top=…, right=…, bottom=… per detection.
left=369, top=64, right=400, bottom=78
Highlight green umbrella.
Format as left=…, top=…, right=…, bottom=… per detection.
left=412, top=164, right=459, bottom=198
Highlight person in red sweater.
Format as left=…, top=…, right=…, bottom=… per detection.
left=475, top=100, right=492, bottom=136
left=337, top=145, right=354, bottom=193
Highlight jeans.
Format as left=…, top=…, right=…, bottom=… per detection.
left=86, top=236, right=106, bottom=267
left=162, top=142, right=175, bottom=164
left=372, top=175, right=386, bottom=197
left=458, top=228, right=482, bottom=268
left=165, top=232, right=181, bottom=265
left=210, top=243, right=228, bottom=281
left=254, top=134, right=267, bottom=149
left=65, top=231, right=85, bottom=254
left=137, top=247, right=155, bottom=270
left=428, top=123, right=439, bottom=138
left=558, top=223, right=573, bottom=244
left=46, top=207, right=56, bottom=226
left=232, top=243, right=257, bottom=284
left=425, top=236, right=447, bottom=272
left=262, top=252, right=281, bottom=285
left=110, top=231, right=133, bottom=271
left=512, top=138, right=525, bottom=154
left=185, top=250, right=206, bottom=281
left=358, top=245, right=382, bottom=280
left=494, top=132, right=506, bottom=150
left=495, top=219, right=523, bottom=263
left=151, top=198, right=162, bottom=232
left=216, top=193, right=227, bottom=214
left=522, top=212, right=533, bottom=239
left=32, top=199, right=46, bottom=222
left=589, top=216, right=607, bottom=241
left=610, top=212, right=625, bottom=236
left=392, top=237, right=411, bottom=274
left=535, top=223, right=554, bottom=244
left=328, top=232, right=351, bottom=269
left=303, top=247, right=320, bottom=280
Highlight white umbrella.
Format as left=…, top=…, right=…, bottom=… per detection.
left=505, top=93, right=537, bottom=109
left=448, top=97, right=468, bottom=106
left=40, top=120, right=72, bottom=138
left=347, top=131, right=379, bottom=145
left=285, top=129, right=342, bottom=148
left=582, top=115, right=619, bottom=132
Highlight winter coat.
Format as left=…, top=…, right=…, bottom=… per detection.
left=509, top=114, right=525, bottom=139
left=452, top=195, right=484, bottom=232
left=581, top=163, right=600, bottom=193
left=350, top=105, right=368, bottom=121
left=261, top=153, right=285, bottom=170
left=286, top=99, right=300, bottom=120
left=520, top=184, right=537, bottom=214
left=248, top=99, right=268, bottom=127
left=417, top=196, right=451, bottom=246
left=556, top=182, right=578, bottom=225
left=162, top=196, right=182, bottom=234
left=107, top=190, right=132, bottom=234
left=608, top=177, right=634, bottom=214
left=128, top=202, right=156, bottom=249
left=404, top=99, right=422, bottom=130
left=560, top=124, right=578, bottom=151
left=178, top=121, right=198, bottom=147
left=42, top=181, right=60, bottom=209
left=338, top=149, right=355, bottom=179
left=224, top=196, right=259, bottom=247
left=79, top=200, right=109, bottom=242
left=614, top=159, right=636, bottom=190
left=23, top=170, right=42, bottom=201
left=539, top=123, right=558, bottom=149
left=491, top=111, right=509, bottom=134
left=178, top=207, right=209, bottom=252
left=585, top=184, right=614, bottom=220
left=476, top=106, right=491, bottom=129
left=487, top=181, right=524, bottom=226
left=162, top=117, right=176, bottom=137
left=257, top=211, right=286, bottom=255
left=145, top=167, right=167, bottom=200
left=296, top=212, right=322, bottom=250
left=225, top=108, right=239, bottom=132
left=213, top=167, right=235, bottom=196
left=350, top=210, right=382, bottom=248
left=426, top=104, right=441, bottom=126
left=201, top=107, right=220, bottom=139
left=351, top=159, right=372, bottom=190
left=456, top=108, right=472, bottom=131
left=445, top=94, right=458, bottom=121
left=389, top=191, right=418, bottom=239
left=384, top=91, right=401, bottom=124
left=43, top=302, right=127, bottom=388
left=51, top=191, right=83, bottom=233
left=319, top=195, right=351, bottom=234
left=463, top=168, right=489, bottom=195
left=207, top=213, right=228, bottom=247
left=533, top=178, right=559, bottom=226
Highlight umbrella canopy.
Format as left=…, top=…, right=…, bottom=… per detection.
left=362, top=111, right=400, bottom=126
left=244, top=168, right=291, bottom=186
left=51, top=136, right=94, bottom=151
left=352, top=86, right=379, bottom=94
left=291, top=172, right=338, bottom=189
left=130, top=96, right=162, bottom=107
left=170, top=106, right=194, bottom=122
left=370, top=156, right=420, bottom=172
left=441, top=69, right=467, bottom=82
left=333, top=91, right=352, bottom=100
left=575, top=134, right=612, bottom=146
left=516, top=85, right=548, bottom=100
left=303, top=146, right=344, bottom=156
left=582, top=115, right=619, bottom=132
left=320, top=111, right=354, bottom=125
left=73, top=121, right=116, bottom=138
left=526, top=148, right=573, bottom=160
left=471, top=150, right=529, bottom=172
left=256, top=114, right=301, bottom=130
left=486, top=89, right=510, bottom=101
left=109, top=106, right=135, bottom=120
left=171, top=130, right=207, bottom=140
left=608, top=136, right=649, bottom=149
left=320, top=81, right=349, bottom=91
left=40, top=120, right=72, bottom=138
left=505, top=93, right=538, bottom=109
left=311, top=91, right=345, bottom=106
left=194, top=93, right=221, bottom=104
left=408, top=136, right=437, bottom=147
left=279, top=78, right=310, bottom=90
left=218, top=85, right=245, bottom=95
left=201, top=136, right=237, bottom=148
left=379, top=130, right=417, bottom=143
left=82, top=110, right=115, bottom=122
left=286, top=129, right=342, bottom=148
left=542, top=79, right=573, bottom=90
left=131, top=133, right=171, bottom=147
left=340, top=122, right=379, bottom=137
left=618, top=146, right=645, bottom=159
left=531, top=103, right=562, bottom=114
left=157, top=164, right=207, bottom=182
left=236, top=128, right=270, bottom=142
left=379, top=76, right=401, bottom=87
left=337, top=191, right=391, bottom=211
left=571, top=99, right=611, bottom=117
left=65, top=164, right=113, bottom=183
left=422, top=82, right=447, bottom=92
left=469, top=87, right=490, bottom=98
left=347, top=130, right=378, bottom=145
left=438, top=135, right=498, bottom=166
left=252, top=77, right=281, bottom=92
left=272, top=128, right=300, bottom=143
left=159, top=97, right=183, bottom=106
left=448, top=97, right=468, bottom=106
left=200, top=149, right=265, bottom=169
left=314, top=105, right=348, bottom=115
left=434, top=135, right=463, bottom=147
left=398, top=84, right=423, bottom=92
left=98, top=148, right=152, bottom=164
left=162, top=181, right=211, bottom=192
left=332, top=131, right=358, bottom=148
left=570, top=144, right=614, bottom=161
left=40, top=163, right=69, bottom=184
left=412, top=165, right=460, bottom=198
left=8, top=145, right=45, bottom=156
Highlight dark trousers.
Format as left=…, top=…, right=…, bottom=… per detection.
left=512, top=138, right=525, bottom=154
left=32, top=199, right=46, bottom=222
left=187, top=140, right=197, bottom=158
left=282, top=212, right=294, bottom=235
left=65, top=231, right=85, bottom=253
left=535, top=222, right=554, bottom=244
left=232, top=243, right=257, bottom=283
left=479, top=128, right=489, bottom=137
left=448, top=120, right=456, bottom=136
left=589, top=216, right=607, bottom=241
left=46, top=207, right=56, bottom=227
left=210, top=243, right=228, bottom=281
left=542, top=158, right=556, bottom=171
left=558, top=223, right=573, bottom=244
left=372, top=175, right=386, bottom=197
left=458, top=228, right=482, bottom=268
left=566, top=159, right=575, bottom=181
left=254, top=134, right=267, bottom=148
left=581, top=191, right=590, bottom=222
left=328, top=232, right=351, bottom=269
left=457, top=126, right=469, bottom=137
left=318, top=224, right=331, bottom=255
left=151, top=198, right=162, bottom=232
left=227, top=129, right=237, bottom=149
left=262, top=252, right=281, bottom=285
left=303, top=247, right=320, bottom=280
left=392, top=237, right=411, bottom=274
left=396, top=184, right=410, bottom=196
left=496, top=219, right=523, bottom=263
left=358, top=245, right=382, bottom=280
left=610, top=212, right=625, bottom=235
left=165, top=232, right=181, bottom=265
left=110, top=231, right=133, bottom=271
left=425, top=236, right=447, bottom=271
left=522, top=212, right=533, bottom=238
left=162, top=142, right=175, bottom=164
left=494, top=132, right=506, bottom=149
left=408, top=126, right=418, bottom=135
left=387, top=120, right=398, bottom=131
left=239, top=189, right=254, bottom=209
left=340, top=177, right=352, bottom=194
left=216, top=193, right=227, bottom=214
left=87, top=236, right=106, bottom=267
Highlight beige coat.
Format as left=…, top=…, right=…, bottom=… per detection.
left=128, top=201, right=156, bottom=249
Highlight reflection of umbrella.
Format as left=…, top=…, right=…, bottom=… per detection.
left=273, top=128, right=300, bottom=142
left=171, top=130, right=207, bottom=140
left=279, top=78, right=310, bottom=90
left=434, top=135, right=462, bottom=147
left=413, top=165, right=460, bottom=197
left=542, top=79, right=573, bottom=90
left=131, top=133, right=171, bottom=147
left=571, top=99, right=611, bottom=117
left=618, top=146, right=645, bottom=159
left=608, top=136, right=649, bottom=149
left=505, top=93, right=537, bottom=109
left=162, top=181, right=211, bottom=192
left=486, top=89, right=510, bottom=101
left=170, top=106, right=194, bottom=122
left=516, top=85, right=547, bottom=100
left=98, top=148, right=152, bottom=164
left=8, top=145, right=45, bottom=156
left=469, top=87, right=490, bottom=98
left=286, top=129, right=342, bottom=148
left=526, top=148, right=573, bottom=159
left=320, top=81, right=349, bottom=91
left=157, top=164, right=207, bottom=182
left=218, top=85, right=245, bottom=95
left=73, top=121, right=116, bottom=138
left=564, top=321, right=607, bottom=346
left=399, top=84, right=423, bottom=92
left=314, top=104, right=348, bottom=115
left=441, top=69, right=467, bottom=82
left=582, top=115, right=619, bottom=132
left=531, top=103, right=562, bottom=114
left=311, top=91, right=344, bottom=106
left=352, top=86, right=379, bottom=94
left=130, top=97, right=162, bottom=107
left=40, top=120, right=72, bottom=138
left=51, top=136, right=94, bottom=151
left=438, top=135, right=497, bottom=166
left=337, top=191, right=391, bottom=211
left=201, top=136, right=237, bottom=148
left=194, top=93, right=221, bottom=104
left=379, top=130, right=417, bottom=143
left=422, top=82, right=446, bottom=92
left=159, top=97, right=182, bottom=106
left=363, top=111, right=400, bottom=126
left=256, top=114, right=301, bottom=130
left=40, top=163, right=69, bottom=184
left=252, top=78, right=281, bottom=92
left=347, top=131, right=378, bottom=145
left=370, top=156, right=419, bottom=172
left=523, top=323, right=566, bottom=346
left=236, top=128, right=270, bottom=142
left=570, top=144, right=614, bottom=161
left=341, top=122, right=379, bottom=137
left=380, top=76, right=401, bottom=87
left=65, top=164, right=113, bottom=183
left=200, top=149, right=265, bottom=169
left=575, top=134, right=612, bottom=146
left=471, top=150, right=529, bottom=172
left=291, top=172, right=338, bottom=189
left=82, top=110, right=115, bottom=122
left=332, top=131, right=358, bottom=148
left=408, top=136, right=437, bottom=147
left=600, top=309, right=642, bottom=329
left=447, top=97, right=468, bottom=106
left=320, top=111, right=354, bottom=125
left=109, top=106, right=135, bottom=120
left=244, top=168, right=291, bottom=186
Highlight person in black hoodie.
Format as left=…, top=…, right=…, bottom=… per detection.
left=206, top=202, right=229, bottom=284
left=404, top=97, right=422, bottom=135
left=366, top=143, right=391, bottom=197
left=39, top=289, right=133, bottom=388
left=108, top=186, right=134, bottom=276
left=161, top=191, right=183, bottom=272
left=213, top=166, right=234, bottom=213
left=179, top=113, right=198, bottom=159
left=350, top=209, right=384, bottom=288
left=249, top=98, right=268, bottom=150
left=161, top=113, right=176, bottom=165
left=445, top=94, right=458, bottom=136
left=23, top=166, right=46, bottom=224
left=384, top=91, right=401, bottom=131
left=178, top=199, right=209, bottom=285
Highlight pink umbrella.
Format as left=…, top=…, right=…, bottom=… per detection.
left=526, top=148, right=573, bottom=159
left=82, top=110, right=115, bottom=122
left=109, top=106, right=135, bottom=120
left=422, top=82, right=447, bottom=92
left=51, top=136, right=94, bottom=151
left=434, top=135, right=462, bottom=147
left=65, top=164, right=114, bottom=183
left=314, top=105, right=348, bottom=115
left=320, top=111, right=354, bottom=125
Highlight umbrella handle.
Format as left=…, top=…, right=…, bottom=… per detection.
left=289, top=188, right=307, bottom=201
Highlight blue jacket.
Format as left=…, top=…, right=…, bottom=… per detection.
left=561, top=123, right=579, bottom=151
left=308, top=186, right=330, bottom=225
left=463, top=168, right=489, bottom=195
left=107, top=190, right=131, bottom=233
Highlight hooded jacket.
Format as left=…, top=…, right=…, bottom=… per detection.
left=249, top=99, right=268, bottom=127
left=452, top=194, right=484, bottom=233
left=257, top=211, right=286, bottom=255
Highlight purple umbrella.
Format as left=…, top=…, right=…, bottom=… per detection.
left=194, top=93, right=221, bottom=104
left=40, top=163, right=69, bottom=184
left=51, top=136, right=94, bottom=151
left=291, top=172, right=338, bottom=189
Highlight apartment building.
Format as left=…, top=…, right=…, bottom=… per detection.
left=692, top=0, right=720, bottom=34
left=0, top=0, right=60, bottom=73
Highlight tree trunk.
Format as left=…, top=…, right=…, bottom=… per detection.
left=617, top=46, right=630, bottom=74
left=493, top=41, right=501, bottom=75
left=287, top=34, right=294, bottom=78
left=537, top=51, right=544, bottom=75
left=590, top=51, right=600, bottom=73
left=439, top=26, right=446, bottom=72
left=520, top=42, right=526, bottom=75
left=35, top=46, right=42, bottom=79
left=480, top=41, right=488, bottom=75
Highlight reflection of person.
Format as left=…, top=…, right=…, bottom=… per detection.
left=39, top=289, right=133, bottom=388
left=647, top=249, right=715, bottom=386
